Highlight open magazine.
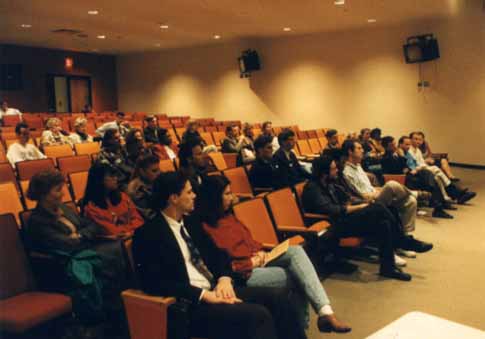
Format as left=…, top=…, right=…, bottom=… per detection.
left=265, top=239, right=290, bottom=264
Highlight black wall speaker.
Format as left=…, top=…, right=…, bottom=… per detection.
left=403, top=34, right=440, bottom=64
left=239, top=50, right=261, bottom=77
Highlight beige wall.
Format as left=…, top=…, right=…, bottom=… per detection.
left=118, top=4, right=485, bottom=165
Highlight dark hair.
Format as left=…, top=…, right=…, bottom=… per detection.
left=398, top=135, right=410, bottom=145
left=125, top=128, right=143, bottom=156
left=133, top=154, right=160, bottom=179
left=262, top=121, right=272, bottom=130
left=197, top=175, right=230, bottom=226
left=342, top=139, right=360, bottom=156
left=311, top=155, right=335, bottom=180
left=116, top=111, right=125, bottom=117
left=178, top=140, right=202, bottom=168
left=360, top=128, right=370, bottom=137
left=125, top=128, right=142, bottom=144
left=370, top=128, right=382, bottom=140
left=325, top=129, right=338, bottom=138
left=277, top=128, right=295, bottom=145
left=15, top=122, right=29, bottom=135
left=101, top=129, right=119, bottom=148
left=151, top=171, right=188, bottom=210
left=27, top=170, right=65, bottom=201
left=225, top=124, right=237, bottom=135
left=83, top=163, right=121, bottom=209
left=145, top=115, right=156, bottom=123
left=254, top=135, right=273, bottom=152
left=381, top=136, right=394, bottom=149
left=414, top=131, right=428, bottom=153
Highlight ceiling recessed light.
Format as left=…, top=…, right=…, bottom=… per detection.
left=97, top=35, right=106, bottom=39
left=88, top=10, right=99, bottom=15
left=160, top=24, right=169, bottom=29
left=283, top=27, right=292, bottom=32
left=367, top=19, right=377, bottom=23
left=213, top=35, right=221, bottom=39
left=21, top=24, right=32, bottom=28
left=334, top=0, right=345, bottom=5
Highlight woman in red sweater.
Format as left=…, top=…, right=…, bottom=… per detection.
left=83, top=163, right=144, bottom=236
left=197, top=175, right=351, bottom=334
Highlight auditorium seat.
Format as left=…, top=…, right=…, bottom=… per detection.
left=337, top=133, right=346, bottom=146
left=1, top=132, right=17, bottom=141
left=316, top=129, right=326, bottom=138
left=5, top=138, right=35, bottom=149
left=222, top=153, right=237, bottom=169
left=211, top=132, right=225, bottom=147
left=223, top=167, right=254, bottom=198
left=43, top=144, right=74, bottom=164
left=68, top=171, right=88, bottom=203
left=233, top=198, right=304, bottom=248
left=200, top=132, right=215, bottom=146
left=2, top=115, right=22, bottom=127
left=74, top=142, right=100, bottom=157
left=383, top=174, right=406, bottom=185
left=0, top=162, right=16, bottom=186
left=208, top=152, right=228, bottom=171
left=20, top=180, right=71, bottom=210
left=0, top=183, right=25, bottom=225
left=17, top=159, right=56, bottom=181
left=308, top=138, right=322, bottom=154
left=296, top=140, right=319, bottom=158
left=0, top=213, right=72, bottom=335
left=57, top=155, right=92, bottom=176
left=159, top=159, right=176, bottom=172
left=318, top=137, right=328, bottom=150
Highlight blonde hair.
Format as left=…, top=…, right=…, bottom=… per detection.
left=45, top=117, right=61, bottom=129
left=74, top=117, right=88, bottom=128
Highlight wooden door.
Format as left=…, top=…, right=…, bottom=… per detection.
left=69, top=78, right=91, bottom=112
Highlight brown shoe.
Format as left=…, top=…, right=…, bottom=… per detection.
left=317, top=314, right=352, bottom=333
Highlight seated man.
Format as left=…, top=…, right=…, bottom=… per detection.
left=341, top=139, right=433, bottom=257
left=178, top=140, right=211, bottom=195
left=273, top=129, right=311, bottom=187
left=409, top=132, right=475, bottom=204
left=0, top=100, right=22, bottom=121
left=97, top=129, right=133, bottom=188
left=321, top=129, right=342, bottom=160
left=248, top=135, right=283, bottom=189
left=6, top=122, right=47, bottom=168
left=96, top=111, right=130, bottom=139
left=302, top=156, right=412, bottom=281
left=143, top=115, right=167, bottom=145
left=381, top=136, right=454, bottom=219
left=132, top=172, right=307, bottom=339
left=221, top=124, right=253, bottom=163
left=261, top=121, right=280, bottom=154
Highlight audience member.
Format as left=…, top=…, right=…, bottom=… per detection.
left=369, top=128, right=385, bottom=156
left=40, top=117, right=73, bottom=147
left=83, top=163, right=144, bottom=237
left=182, top=120, right=217, bottom=153
left=127, top=154, right=161, bottom=221
left=322, top=129, right=342, bottom=160
left=198, top=175, right=351, bottom=333
left=125, top=128, right=149, bottom=171
left=81, top=104, right=95, bottom=114
left=261, top=121, right=280, bottom=153
left=241, top=123, right=256, bottom=164
left=408, top=132, right=476, bottom=204
left=6, top=122, right=46, bottom=168
left=359, top=128, right=384, bottom=181
left=96, top=112, right=130, bottom=138
left=0, top=100, right=22, bottom=121
left=221, top=124, right=254, bottom=165
left=273, top=129, right=311, bottom=187
left=143, top=115, right=167, bottom=144
left=248, top=135, right=283, bottom=189
left=178, top=140, right=210, bottom=195
left=381, top=136, right=454, bottom=219
left=69, top=117, right=94, bottom=144
left=341, top=140, right=433, bottom=257
left=132, top=171, right=307, bottom=339
left=302, top=156, right=413, bottom=281
left=97, top=129, right=133, bottom=187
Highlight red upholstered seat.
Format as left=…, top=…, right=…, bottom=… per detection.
left=0, top=292, right=72, bottom=333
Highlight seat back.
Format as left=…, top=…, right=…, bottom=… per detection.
left=233, top=198, right=279, bottom=247
left=74, top=142, right=100, bottom=156
left=307, top=130, right=318, bottom=139
left=318, top=137, right=328, bottom=150
left=383, top=174, right=406, bottom=186
left=57, top=155, right=92, bottom=176
left=0, top=213, right=35, bottom=300
left=69, top=171, right=89, bottom=202
left=296, top=140, right=312, bottom=155
left=222, top=153, right=238, bottom=169
left=200, top=132, right=215, bottom=146
left=337, top=134, right=346, bottom=146
left=266, top=187, right=305, bottom=229
left=5, top=138, right=35, bottom=149
left=0, top=183, right=25, bottom=224
left=211, top=132, right=226, bottom=146
left=2, top=115, right=22, bottom=127
left=175, top=128, right=186, bottom=141
left=316, top=129, right=325, bottom=138
left=16, top=158, right=56, bottom=180
left=223, top=167, right=253, bottom=196
left=43, top=144, right=74, bottom=162
left=308, top=138, right=322, bottom=154
left=293, top=181, right=306, bottom=207
left=297, top=131, right=308, bottom=140
left=0, top=162, right=16, bottom=186
left=208, top=152, right=228, bottom=171
left=159, top=159, right=176, bottom=172
left=0, top=145, right=6, bottom=163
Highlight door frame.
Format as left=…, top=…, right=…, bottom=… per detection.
left=46, top=74, right=92, bottom=113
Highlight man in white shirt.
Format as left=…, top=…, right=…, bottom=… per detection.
left=0, top=100, right=22, bottom=121
left=341, top=139, right=433, bottom=256
left=95, top=111, right=130, bottom=138
left=6, top=122, right=47, bottom=168
left=132, top=172, right=306, bottom=339
left=262, top=121, right=280, bottom=154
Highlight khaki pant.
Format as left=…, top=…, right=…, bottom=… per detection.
left=375, top=180, right=417, bottom=233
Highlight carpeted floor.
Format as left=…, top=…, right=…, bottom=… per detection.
left=307, top=167, right=485, bottom=339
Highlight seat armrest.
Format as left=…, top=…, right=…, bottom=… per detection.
left=262, top=243, right=276, bottom=249
left=303, top=213, right=329, bottom=220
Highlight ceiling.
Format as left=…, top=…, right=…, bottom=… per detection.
left=0, top=0, right=465, bottom=55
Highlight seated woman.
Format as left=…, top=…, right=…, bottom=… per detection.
left=69, top=117, right=94, bottom=144
left=40, top=117, right=73, bottom=148
left=197, top=175, right=351, bottom=334
left=126, top=154, right=160, bottom=221
left=25, top=170, right=128, bottom=325
left=302, top=155, right=412, bottom=281
left=125, top=128, right=150, bottom=171
left=83, top=163, right=144, bottom=237
left=415, top=131, right=458, bottom=181
left=97, top=129, right=133, bottom=188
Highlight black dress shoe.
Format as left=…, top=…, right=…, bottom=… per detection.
left=317, top=314, right=352, bottom=333
left=432, top=209, right=454, bottom=219
left=443, top=202, right=458, bottom=211
left=380, top=267, right=412, bottom=281
left=401, top=235, right=433, bottom=253
left=457, top=191, right=477, bottom=204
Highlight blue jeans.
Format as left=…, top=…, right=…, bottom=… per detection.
left=246, top=246, right=330, bottom=329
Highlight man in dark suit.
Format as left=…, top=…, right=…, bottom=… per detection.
left=132, top=172, right=306, bottom=339
left=272, top=129, right=311, bottom=188
left=144, top=115, right=167, bottom=144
